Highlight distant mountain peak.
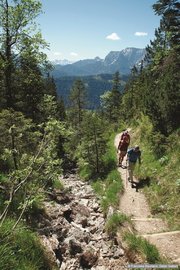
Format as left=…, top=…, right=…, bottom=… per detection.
left=51, top=59, right=74, bottom=66
left=104, top=51, right=121, bottom=65
left=51, top=47, right=146, bottom=77
left=94, top=56, right=102, bottom=61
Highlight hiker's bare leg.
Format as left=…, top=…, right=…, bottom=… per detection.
left=118, top=153, right=121, bottom=165
left=120, top=151, right=126, bottom=165
left=128, top=162, right=135, bottom=182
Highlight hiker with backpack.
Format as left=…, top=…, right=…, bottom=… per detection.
left=126, top=145, right=141, bottom=184
left=117, top=130, right=130, bottom=167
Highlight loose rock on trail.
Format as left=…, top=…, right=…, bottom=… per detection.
left=38, top=132, right=180, bottom=269
left=38, top=173, right=128, bottom=270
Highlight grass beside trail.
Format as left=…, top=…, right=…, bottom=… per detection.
left=92, top=131, right=124, bottom=214
left=129, top=115, right=180, bottom=230
left=123, top=232, right=168, bottom=265
left=0, top=218, right=57, bottom=270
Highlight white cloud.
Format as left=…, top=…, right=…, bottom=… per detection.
left=134, top=32, right=148, bottom=36
left=106, top=32, right=120, bottom=40
left=70, top=52, right=78, bottom=57
left=53, top=52, right=62, bottom=56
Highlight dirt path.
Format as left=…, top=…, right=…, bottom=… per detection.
left=115, top=133, right=180, bottom=264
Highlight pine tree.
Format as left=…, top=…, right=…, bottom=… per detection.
left=15, top=53, right=45, bottom=122
left=68, top=78, right=87, bottom=128
left=100, top=71, right=122, bottom=123
left=152, top=0, right=180, bottom=49
left=111, top=71, right=122, bottom=122
left=78, top=111, right=108, bottom=175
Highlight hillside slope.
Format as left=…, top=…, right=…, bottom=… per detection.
left=115, top=133, right=180, bottom=264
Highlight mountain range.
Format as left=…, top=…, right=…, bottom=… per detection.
left=51, top=47, right=146, bottom=77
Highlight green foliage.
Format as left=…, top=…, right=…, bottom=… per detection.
left=104, top=170, right=124, bottom=206
left=102, top=130, right=119, bottom=171
left=121, top=18, right=180, bottom=135
left=0, top=109, right=40, bottom=171
left=76, top=111, right=109, bottom=178
left=38, top=94, right=60, bottom=121
left=91, top=132, right=123, bottom=214
left=52, top=178, right=64, bottom=190
left=0, top=109, right=67, bottom=223
left=124, top=232, right=163, bottom=264
left=150, top=132, right=168, bottom=158
left=54, top=74, right=129, bottom=109
left=158, top=155, right=169, bottom=166
left=68, top=78, right=87, bottom=128
left=152, top=0, right=180, bottom=48
left=0, top=218, right=52, bottom=270
left=130, top=123, right=180, bottom=229
left=105, top=212, right=130, bottom=237
left=135, top=113, right=153, bottom=141
left=100, top=90, right=113, bottom=115
left=91, top=180, right=104, bottom=197
left=92, top=174, right=123, bottom=214
left=0, top=0, right=48, bottom=110
left=134, top=113, right=170, bottom=158
left=100, top=71, right=122, bottom=123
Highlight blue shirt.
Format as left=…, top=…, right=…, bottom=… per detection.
left=127, top=148, right=141, bottom=163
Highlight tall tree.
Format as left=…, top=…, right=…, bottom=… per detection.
left=121, top=0, right=180, bottom=134
left=111, top=72, right=122, bottom=121
left=152, top=0, right=180, bottom=49
left=44, top=73, right=58, bottom=98
left=68, top=78, right=87, bottom=128
left=78, top=111, right=108, bottom=175
left=15, top=53, right=45, bottom=122
left=0, top=0, right=47, bottom=109
left=100, top=71, right=122, bottom=123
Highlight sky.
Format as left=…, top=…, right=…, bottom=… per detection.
left=38, top=0, right=161, bottom=61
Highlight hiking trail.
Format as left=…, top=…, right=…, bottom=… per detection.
left=115, top=133, right=180, bottom=264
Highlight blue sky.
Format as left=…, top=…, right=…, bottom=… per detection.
left=38, top=0, right=161, bottom=61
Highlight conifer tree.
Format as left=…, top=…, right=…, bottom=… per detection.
left=152, top=0, right=180, bottom=49
left=121, top=0, right=180, bottom=134
left=68, top=78, right=87, bottom=128
left=100, top=71, right=121, bottom=123
left=15, top=53, right=45, bottom=122
left=111, top=71, right=122, bottom=122
left=44, top=73, right=58, bottom=98
left=78, top=111, right=108, bottom=175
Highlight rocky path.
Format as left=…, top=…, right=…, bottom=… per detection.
left=115, top=133, right=180, bottom=264
left=39, top=173, right=128, bottom=270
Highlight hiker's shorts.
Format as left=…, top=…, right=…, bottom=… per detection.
left=120, top=150, right=126, bottom=157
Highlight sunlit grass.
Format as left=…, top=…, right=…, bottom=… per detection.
left=105, top=213, right=130, bottom=237
left=130, top=116, right=180, bottom=229
left=0, top=218, right=55, bottom=270
left=123, top=232, right=165, bottom=264
left=92, top=131, right=124, bottom=214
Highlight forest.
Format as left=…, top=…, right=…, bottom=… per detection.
left=54, top=73, right=129, bottom=109
left=0, top=0, right=179, bottom=269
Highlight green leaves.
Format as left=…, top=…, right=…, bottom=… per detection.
left=100, top=71, right=122, bottom=123
left=0, top=109, right=67, bottom=224
left=68, top=78, right=87, bottom=128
